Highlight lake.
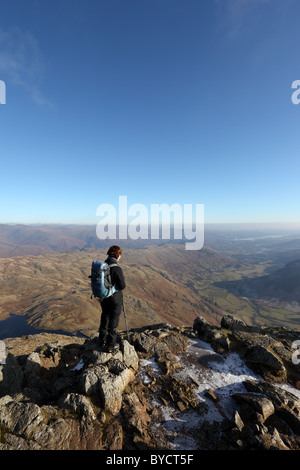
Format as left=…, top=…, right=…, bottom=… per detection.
left=0, top=313, right=76, bottom=340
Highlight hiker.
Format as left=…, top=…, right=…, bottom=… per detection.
left=98, top=245, right=126, bottom=352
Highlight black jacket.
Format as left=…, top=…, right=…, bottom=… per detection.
left=105, top=256, right=126, bottom=292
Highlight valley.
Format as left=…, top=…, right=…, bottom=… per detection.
left=0, top=245, right=231, bottom=338
left=0, top=223, right=300, bottom=339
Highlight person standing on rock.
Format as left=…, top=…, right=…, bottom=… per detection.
left=98, top=245, right=126, bottom=353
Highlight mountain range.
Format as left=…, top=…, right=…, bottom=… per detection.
left=1, top=223, right=300, bottom=338
left=1, top=224, right=300, bottom=451
left=0, top=223, right=190, bottom=258
left=0, top=244, right=237, bottom=337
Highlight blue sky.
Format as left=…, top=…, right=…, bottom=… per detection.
left=0, top=0, right=299, bottom=225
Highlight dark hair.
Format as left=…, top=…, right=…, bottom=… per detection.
left=107, top=245, right=122, bottom=259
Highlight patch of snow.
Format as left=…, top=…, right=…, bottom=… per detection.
left=140, top=337, right=300, bottom=450
left=152, top=409, right=203, bottom=450
left=174, top=338, right=262, bottom=422
left=141, top=338, right=263, bottom=450
left=140, top=357, right=161, bottom=383
left=275, top=382, right=300, bottom=399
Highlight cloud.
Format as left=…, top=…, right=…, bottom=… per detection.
left=0, top=27, right=52, bottom=107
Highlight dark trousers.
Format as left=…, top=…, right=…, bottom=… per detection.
left=99, top=292, right=122, bottom=347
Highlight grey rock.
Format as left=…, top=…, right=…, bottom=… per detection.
left=0, top=431, right=43, bottom=450
left=122, top=392, right=151, bottom=436
left=193, top=316, right=210, bottom=333
left=58, top=392, right=96, bottom=421
left=0, top=354, right=23, bottom=397
left=233, top=410, right=244, bottom=432
left=80, top=364, right=107, bottom=395
left=0, top=395, right=43, bottom=437
left=233, top=392, right=275, bottom=423
left=98, top=367, right=135, bottom=415
left=221, top=314, right=247, bottom=330
left=121, top=339, right=139, bottom=371
left=245, top=344, right=286, bottom=379
left=1, top=320, right=300, bottom=451
left=133, top=332, right=156, bottom=354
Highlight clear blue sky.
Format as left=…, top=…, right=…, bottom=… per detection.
left=0, top=0, right=299, bottom=225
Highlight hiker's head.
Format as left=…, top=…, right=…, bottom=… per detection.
left=107, top=245, right=122, bottom=260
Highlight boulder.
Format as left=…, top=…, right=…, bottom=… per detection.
left=233, top=392, right=275, bottom=423
left=221, top=314, right=247, bottom=330
left=58, top=392, right=96, bottom=422
left=133, top=332, right=156, bottom=354
left=244, top=344, right=287, bottom=381
left=154, top=341, right=183, bottom=375
left=1, top=320, right=300, bottom=451
left=98, top=367, right=135, bottom=415
left=122, top=392, right=151, bottom=436
left=0, top=354, right=23, bottom=397
left=0, top=395, right=43, bottom=437
left=80, top=364, right=107, bottom=396
left=121, top=339, right=139, bottom=371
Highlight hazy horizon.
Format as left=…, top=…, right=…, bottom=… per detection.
left=2, top=220, right=300, bottom=232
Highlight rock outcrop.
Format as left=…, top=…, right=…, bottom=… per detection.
left=0, top=316, right=299, bottom=450
left=193, top=314, right=300, bottom=449
left=193, top=314, right=300, bottom=385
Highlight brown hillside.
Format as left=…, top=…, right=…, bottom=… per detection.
left=0, top=245, right=236, bottom=334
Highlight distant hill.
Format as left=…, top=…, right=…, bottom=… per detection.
left=0, top=245, right=237, bottom=336
left=247, top=259, right=300, bottom=304
left=3, top=223, right=300, bottom=334
left=216, top=259, right=300, bottom=309
left=0, top=224, right=87, bottom=257
left=0, top=223, right=193, bottom=258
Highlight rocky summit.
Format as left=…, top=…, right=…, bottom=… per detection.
left=0, top=315, right=300, bottom=450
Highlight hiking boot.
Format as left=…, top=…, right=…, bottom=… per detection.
left=105, top=343, right=120, bottom=354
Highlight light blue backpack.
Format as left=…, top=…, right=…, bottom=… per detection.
left=90, top=260, right=118, bottom=300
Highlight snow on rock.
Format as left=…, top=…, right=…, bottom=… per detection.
left=141, top=337, right=262, bottom=450
left=175, top=338, right=262, bottom=421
